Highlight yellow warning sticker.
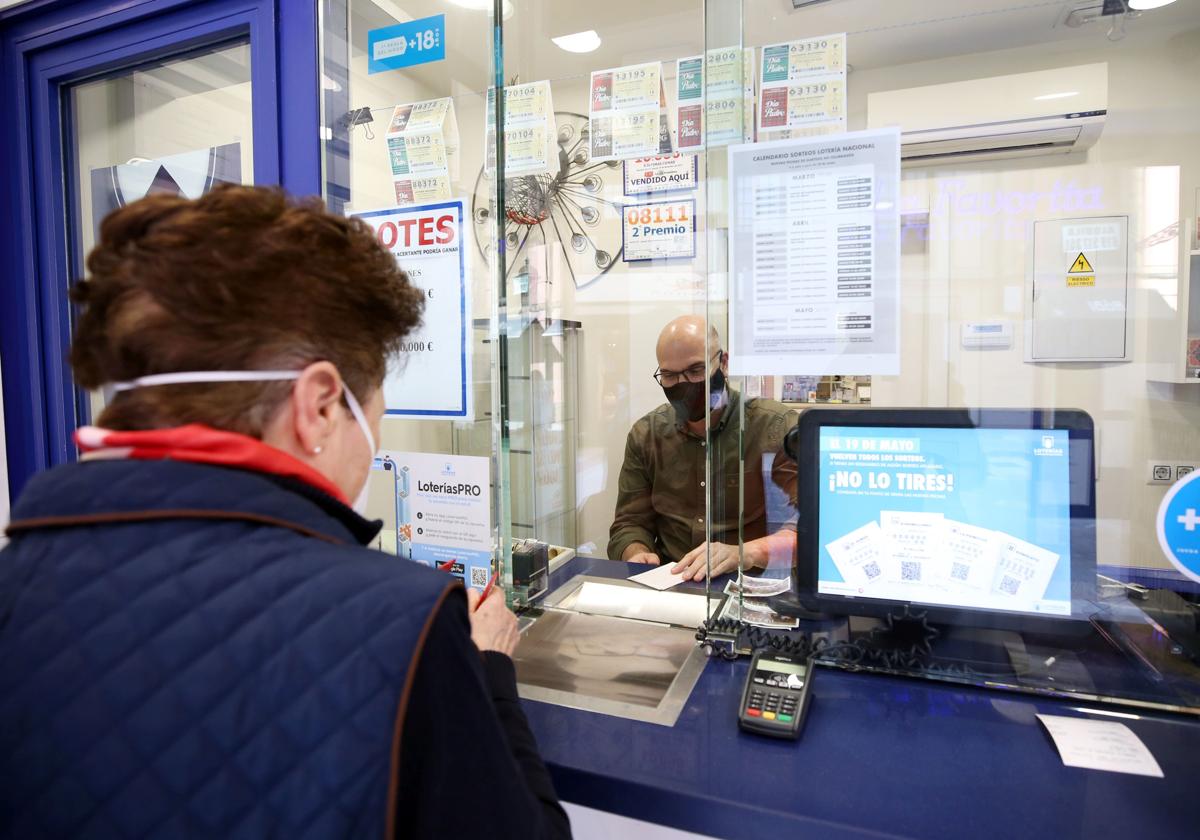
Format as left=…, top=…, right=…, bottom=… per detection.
left=1068, top=252, right=1094, bottom=274
left=1067, top=275, right=1096, bottom=287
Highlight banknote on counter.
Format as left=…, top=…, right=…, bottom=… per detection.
left=724, top=575, right=792, bottom=598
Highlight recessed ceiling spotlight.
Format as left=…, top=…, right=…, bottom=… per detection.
left=447, top=0, right=514, bottom=17
left=552, top=30, right=602, bottom=54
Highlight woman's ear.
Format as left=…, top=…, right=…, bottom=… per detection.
left=291, top=361, right=342, bottom=455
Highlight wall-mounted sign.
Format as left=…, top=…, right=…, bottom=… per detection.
left=485, top=80, right=558, bottom=177
left=623, top=153, right=698, bottom=196
left=728, top=127, right=902, bottom=376
left=351, top=200, right=471, bottom=418
left=758, top=33, right=847, bottom=136
left=1158, top=469, right=1200, bottom=585
left=622, top=199, right=696, bottom=262
left=675, top=49, right=756, bottom=150
left=589, top=62, right=670, bottom=162
left=367, top=14, right=445, bottom=74
left=385, top=98, right=459, bottom=206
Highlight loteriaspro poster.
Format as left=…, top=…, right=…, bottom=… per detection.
left=816, top=426, right=1074, bottom=615
left=380, top=450, right=492, bottom=589
left=351, top=200, right=470, bottom=418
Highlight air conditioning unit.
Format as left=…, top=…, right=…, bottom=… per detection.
left=867, top=63, right=1107, bottom=166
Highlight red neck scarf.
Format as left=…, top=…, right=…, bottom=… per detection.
left=74, top=424, right=349, bottom=504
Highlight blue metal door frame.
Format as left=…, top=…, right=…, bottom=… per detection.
left=0, top=0, right=320, bottom=501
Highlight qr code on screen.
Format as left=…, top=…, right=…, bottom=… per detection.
left=470, top=566, right=490, bottom=588
left=863, top=561, right=881, bottom=580
left=999, top=575, right=1020, bottom=596
left=900, top=561, right=921, bottom=582
left=950, top=562, right=970, bottom=582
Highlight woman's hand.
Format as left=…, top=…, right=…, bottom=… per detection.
left=466, top=587, right=520, bottom=657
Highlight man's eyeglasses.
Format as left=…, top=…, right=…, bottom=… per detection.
left=653, top=351, right=721, bottom=387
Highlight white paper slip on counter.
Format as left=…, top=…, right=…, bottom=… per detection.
left=573, top=581, right=710, bottom=628
left=1036, top=714, right=1163, bottom=778
left=629, top=563, right=689, bottom=591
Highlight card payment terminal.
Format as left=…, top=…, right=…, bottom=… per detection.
left=738, top=650, right=814, bottom=739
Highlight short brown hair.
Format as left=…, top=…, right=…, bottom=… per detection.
left=70, top=185, right=424, bottom=434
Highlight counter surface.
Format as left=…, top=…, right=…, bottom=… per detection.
left=519, top=557, right=1197, bottom=840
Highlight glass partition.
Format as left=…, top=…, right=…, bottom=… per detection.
left=322, top=0, right=1200, bottom=716
left=321, top=0, right=512, bottom=595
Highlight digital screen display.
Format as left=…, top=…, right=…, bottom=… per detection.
left=816, top=426, right=1072, bottom=616
left=757, top=659, right=807, bottom=675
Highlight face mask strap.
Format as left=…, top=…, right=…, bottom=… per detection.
left=340, top=386, right=377, bottom=455
left=104, top=368, right=375, bottom=453
left=108, top=371, right=303, bottom=393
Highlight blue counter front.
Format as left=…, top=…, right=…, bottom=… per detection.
left=518, top=557, right=1197, bottom=839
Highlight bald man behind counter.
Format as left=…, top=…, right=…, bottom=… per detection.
left=607, top=316, right=799, bottom=581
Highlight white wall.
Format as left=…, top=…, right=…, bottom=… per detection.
left=847, top=31, right=1200, bottom=571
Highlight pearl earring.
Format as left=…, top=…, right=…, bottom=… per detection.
left=313, top=445, right=323, bottom=455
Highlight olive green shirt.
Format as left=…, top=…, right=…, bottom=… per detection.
left=607, top=391, right=799, bottom=565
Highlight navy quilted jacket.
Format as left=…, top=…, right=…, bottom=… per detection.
left=0, top=459, right=569, bottom=839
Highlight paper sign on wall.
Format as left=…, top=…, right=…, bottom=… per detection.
left=380, top=450, right=493, bottom=589
left=623, top=153, right=697, bottom=196
left=589, top=62, right=671, bottom=162
left=758, top=33, right=847, bottom=136
left=385, top=98, right=459, bottom=206
left=367, top=14, right=445, bottom=74
left=728, top=127, right=902, bottom=376
left=622, top=199, right=696, bottom=262
left=485, top=80, right=558, bottom=177
left=351, top=200, right=471, bottom=418
left=675, top=55, right=704, bottom=150
left=675, top=48, right=756, bottom=150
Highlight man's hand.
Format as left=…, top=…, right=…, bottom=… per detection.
left=671, top=542, right=766, bottom=581
left=466, top=587, right=519, bottom=657
left=621, top=542, right=661, bottom=565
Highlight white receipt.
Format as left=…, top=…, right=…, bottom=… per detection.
left=629, top=563, right=688, bottom=591
left=1036, top=714, right=1163, bottom=778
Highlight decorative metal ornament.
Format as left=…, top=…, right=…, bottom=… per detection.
left=471, top=111, right=623, bottom=291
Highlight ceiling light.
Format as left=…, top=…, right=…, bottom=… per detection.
left=1033, top=91, right=1079, bottom=101
left=448, top=0, right=514, bottom=15
left=1128, top=0, right=1176, bottom=9
left=552, top=30, right=601, bottom=54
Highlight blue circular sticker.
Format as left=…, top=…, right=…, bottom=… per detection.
left=1158, top=470, right=1200, bottom=584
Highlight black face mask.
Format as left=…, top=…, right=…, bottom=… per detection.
left=664, top=367, right=726, bottom=425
